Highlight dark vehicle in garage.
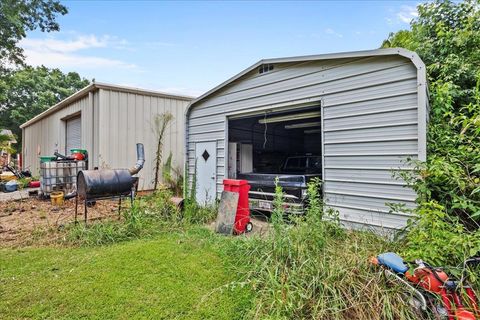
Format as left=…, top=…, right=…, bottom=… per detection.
left=238, top=155, right=322, bottom=214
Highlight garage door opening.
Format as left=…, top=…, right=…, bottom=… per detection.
left=227, top=105, right=322, bottom=214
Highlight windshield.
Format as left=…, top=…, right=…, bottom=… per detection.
left=283, top=157, right=307, bottom=173
left=283, top=156, right=322, bottom=173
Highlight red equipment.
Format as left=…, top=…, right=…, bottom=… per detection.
left=71, top=152, right=85, bottom=160
left=223, top=179, right=253, bottom=234
left=28, top=181, right=40, bottom=188
left=371, top=253, right=480, bottom=320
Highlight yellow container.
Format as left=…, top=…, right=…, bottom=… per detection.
left=0, top=173, right=17, bottom=182
left=50, top=191, right=64, bottom=206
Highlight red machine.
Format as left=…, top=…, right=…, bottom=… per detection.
left=371, top=253, right=480, bottom=319
left=223, top=179, right=253, bottom=234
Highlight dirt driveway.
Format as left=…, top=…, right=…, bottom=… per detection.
left=0, top=197, right=123, bottom=247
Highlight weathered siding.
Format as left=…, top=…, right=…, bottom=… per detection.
left=186, top=53, right=426, bottom=230
left=22, top=94, right=93, bottom=176
left=97, top=89, right=188, bottom=190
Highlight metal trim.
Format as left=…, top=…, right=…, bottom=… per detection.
left=323, top=136, right=418, bottom=145
left=324, top=178, right=408, bottom=186
left=324, top=166, right=414, bottom=171
left=323, top=121, right=418, bottom=133
left=323, top=106, right=418, bottom=121
left=326, top=203, right=413, bottom=217
left=324, top=152, right=417, bottom=157
left=325, top=190, right=415, bottom=202
left=21, top=82, right=194, bottom=128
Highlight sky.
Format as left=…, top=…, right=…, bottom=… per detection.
left=21, top=1, right=421, bottom=97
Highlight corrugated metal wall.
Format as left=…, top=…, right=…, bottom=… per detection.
left=22, top=95, right=93, bottom=176
left=97, top=89, right=189, bottom=190
left=22, top=87, right=189, bottom=191
left=186, top=54, right=424, bottom=230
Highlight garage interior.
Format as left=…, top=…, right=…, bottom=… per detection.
left=227, top=105, right=322, bottom=177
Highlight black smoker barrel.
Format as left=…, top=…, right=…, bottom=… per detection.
left=75, top=143, right=144, bottom=223
left=77, top=169, right=134, bottom=199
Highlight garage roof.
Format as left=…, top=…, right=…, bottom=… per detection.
left=188, top=48, right=426, bottom=109
left=20, top=82, right=195, bottom=128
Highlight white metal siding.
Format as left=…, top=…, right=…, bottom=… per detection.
left=97, top=89, right=189, bottom=190
left=186, top=54, right=426, bottom=230
left=65, top=116, right=81, bottom=153
left=22, top=87, right=191, bottom=191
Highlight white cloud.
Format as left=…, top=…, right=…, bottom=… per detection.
left=19, top=34, right=136, bottom=70
left=324, top=28, right=343, bottom=38
left=396, top=5, right=418, bottom=24
left=23, top=49, right=136, bottom=69
left=156, top=86, right=202, bottom=98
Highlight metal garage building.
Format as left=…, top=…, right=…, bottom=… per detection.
left=186, top=48, right=428, bottom=230
left=21, top=82, right=192, bottom=190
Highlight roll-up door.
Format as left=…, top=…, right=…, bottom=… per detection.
left=66, top=116, right=81, bottom=154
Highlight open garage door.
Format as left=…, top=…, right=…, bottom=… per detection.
left=227, top=105, right=322, bottom=214
left=66, top=116, right=81, bottom=154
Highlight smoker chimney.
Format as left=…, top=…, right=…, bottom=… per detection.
left=129, top=143, right=145, bottom=175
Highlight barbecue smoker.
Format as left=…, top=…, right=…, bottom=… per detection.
left=75, top=143, right=145, bottom=223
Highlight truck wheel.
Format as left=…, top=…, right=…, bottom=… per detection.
left=246, top=222, right=253, bottom=233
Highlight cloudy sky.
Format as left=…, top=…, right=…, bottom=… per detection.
left=21, top=1, right=420, bottom=97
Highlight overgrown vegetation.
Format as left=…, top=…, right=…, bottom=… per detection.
left=215, top=179, right=416, bottom=320
left=162, top=152, right=184, bottom=196
left=152, top=112, right=174, bottom=190
left=66, top=183, right=216, bottom=246
left=383, top=0, right=480, bottom=265
left=66, top=189, right=179, bottom=246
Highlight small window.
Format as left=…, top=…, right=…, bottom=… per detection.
left=258, top=64, right=274, bottom=74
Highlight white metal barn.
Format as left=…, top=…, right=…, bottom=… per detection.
left=186, top=48, right=428, bottom=230
left=21, top=83, right=193, bottom=190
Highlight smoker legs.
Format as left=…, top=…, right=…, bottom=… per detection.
left=84, top=199, right=87, bottom=224
left=73, top=194, right=134, bottom=225
left=75, top=195, right=78, bottom=224
left=118, top=197, right=122, bottom=216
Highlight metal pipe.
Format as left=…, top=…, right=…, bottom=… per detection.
left=129, top=143, right=145, bottom=175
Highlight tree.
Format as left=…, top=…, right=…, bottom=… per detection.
left=0, top=0, right=68, bottom=72
left=382, top=0, right=480, bottom=105
left=152, top=112, right=173, bottom=190
left=382, top=0, right=480, bottom=263
left=0, top=66, right=90, bottom=146
left=0, top=132, right=15, bottom=154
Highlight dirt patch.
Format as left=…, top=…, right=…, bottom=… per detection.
left=0, top=197, right=125, bottom=247
left=208, top=213, right=271, bottom=237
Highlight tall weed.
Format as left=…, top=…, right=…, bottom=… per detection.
left=219, top=179, right=415, bottom=319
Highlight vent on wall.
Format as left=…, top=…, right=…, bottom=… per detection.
left=258, top=64, right=274, bottom=74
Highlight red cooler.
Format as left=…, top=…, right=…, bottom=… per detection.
left=223, top=179, right=253, bottom=234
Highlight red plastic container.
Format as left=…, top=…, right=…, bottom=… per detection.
left=223, top=179, right=253, bottom=234
left=28, top=181, right=40, bottom=188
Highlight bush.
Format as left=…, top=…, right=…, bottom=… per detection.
left=401, top=200, right=480, bottom=266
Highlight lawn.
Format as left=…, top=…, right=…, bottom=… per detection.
left=0, top=229, right=251, bottom=320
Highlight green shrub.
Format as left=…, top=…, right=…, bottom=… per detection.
left=401, top=201, right=480, bottom=266
left=383, top=0, right=480, bottom=267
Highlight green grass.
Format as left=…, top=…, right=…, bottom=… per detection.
left=0, top=228, right=252, bottom=320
